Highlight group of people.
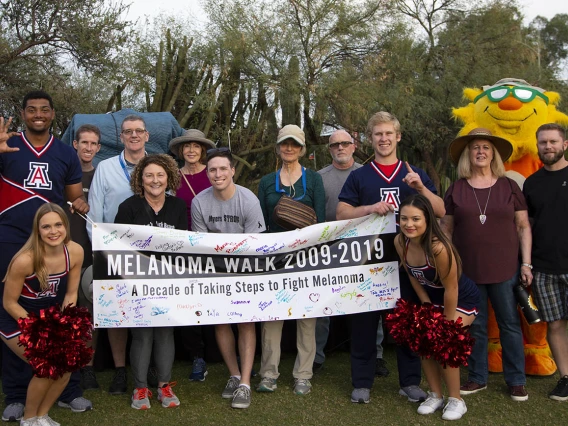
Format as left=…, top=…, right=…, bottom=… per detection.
left=0, top=91, right=566, bottom=425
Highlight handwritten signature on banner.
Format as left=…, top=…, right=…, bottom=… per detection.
left=96, top=214, right=391, bottom=256
left=92, top=214, right=400, bottom=328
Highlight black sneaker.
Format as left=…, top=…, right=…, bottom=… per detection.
left=375, top=358, right=389, bottom=377
left=312, top=362, right=323, bottom=374
left=549, top=375, right=568, bottom=401
left=80, top=366, right=100, bottom=390
left=109, top=368, right=127, bottom=395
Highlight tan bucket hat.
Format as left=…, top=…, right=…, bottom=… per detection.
left=449, top=128, right=513, bottom=165
left=169, top=129, right=216, bottom=156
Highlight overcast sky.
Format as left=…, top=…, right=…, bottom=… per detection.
left=124, top=0, right=567, bottom=25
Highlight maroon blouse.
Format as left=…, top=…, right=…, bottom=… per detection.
left=176, top=168, right=211, bottom=230
left=444, top=177, right=527, bottom=284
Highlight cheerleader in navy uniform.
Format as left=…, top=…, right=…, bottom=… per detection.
left=394, top=194, right=480, bottom=421
left=0, top=203, right=84, bottom=426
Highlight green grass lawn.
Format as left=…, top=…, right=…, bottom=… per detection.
left=4, top=347, right=567, bottom=425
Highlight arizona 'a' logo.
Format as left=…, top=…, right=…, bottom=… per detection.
left=380, top=188, right=400, bottom=211
left=24, top=162, right=52, bottom=190
left=37, top=278, right=60, bottom=298
left=411, top=269, right=428, bottom=286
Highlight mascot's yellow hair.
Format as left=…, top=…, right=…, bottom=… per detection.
left=453, top=83, right=568, bottom=163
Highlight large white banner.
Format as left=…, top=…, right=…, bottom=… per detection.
left=92, top=214, right=400, bottom=328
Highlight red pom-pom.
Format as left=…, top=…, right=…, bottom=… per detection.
left=386, top=299, right=474, bottom=368
left=18, top=304, right=94, bottom=379
left=386, top=299, right=421, bottom=352
left=431, top=316, right=475, bottom=368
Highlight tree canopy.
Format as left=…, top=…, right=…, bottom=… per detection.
left=1, top=0, right=567, bottom=192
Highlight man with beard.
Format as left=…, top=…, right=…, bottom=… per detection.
left=523, top=123, right=568, bottom=402
left=0, top=91, right=91, bottom=421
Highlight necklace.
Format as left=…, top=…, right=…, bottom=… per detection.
left=471, top=179, right=493, bottom=225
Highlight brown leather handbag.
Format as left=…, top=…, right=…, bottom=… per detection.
left=272, top=167, right=317, bottom=230
left=273, top=195, right=317, bottom=230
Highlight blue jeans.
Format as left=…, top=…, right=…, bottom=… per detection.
left=468, top=271, right=526, bottom=386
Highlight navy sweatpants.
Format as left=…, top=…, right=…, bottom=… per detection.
left=350, top=270, right=421, bottom=389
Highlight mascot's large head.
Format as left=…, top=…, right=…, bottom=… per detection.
left=453, top=78, right=568, bottom=163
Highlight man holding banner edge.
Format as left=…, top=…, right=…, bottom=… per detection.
left=337, top=111, right=445, bottom=404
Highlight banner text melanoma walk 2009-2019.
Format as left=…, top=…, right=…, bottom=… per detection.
left=92, top=213, right=400, bottom=328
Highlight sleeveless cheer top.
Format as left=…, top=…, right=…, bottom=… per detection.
left=403, top=238, right=480, bottom=315
left=0, top=245, right=70, bottom=339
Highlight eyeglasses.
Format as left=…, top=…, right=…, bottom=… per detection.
left=121, top=128, right=147, bottom=136
left=329, top=141, right=354, bottom=149
left=474, top=86, right=549, bottom=105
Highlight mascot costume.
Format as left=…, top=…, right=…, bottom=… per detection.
left=452, top=78, right=568, bottom=376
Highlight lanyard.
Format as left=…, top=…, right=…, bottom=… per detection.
left=275, top=167, right=307, bottom=201
left=118, top=151, right=132, bottom=182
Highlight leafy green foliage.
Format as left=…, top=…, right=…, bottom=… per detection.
left=0, top=0, right=133, bottom=123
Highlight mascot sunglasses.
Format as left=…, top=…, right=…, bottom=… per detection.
left=474, top=85, right=549, bottom=105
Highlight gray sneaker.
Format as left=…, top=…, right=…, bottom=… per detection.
left=2, top=403, right=24, bottom=421
left=157, top=383, right=180, bottom=408
left=222, top=376, right=241, bottom=399
left=131, top=387, right=152, bottom=410
left=57, top=396, right=92, bottom=413
left=257, top=377, right=277, bottom=392
left=399, top=385, right=427, bottom=402
left=293, top=378, right=312, bottom=395
left=351, top=388, right=370, bottom=403
left=231, top=385, right=252, bottom=409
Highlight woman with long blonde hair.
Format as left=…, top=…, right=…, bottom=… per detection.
left=0, top=203, right=84, bottom=426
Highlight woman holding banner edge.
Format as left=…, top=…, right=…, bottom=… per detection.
left=256, top=125, right=325, bottom=395
left=114, top=154, right=187, bottom=410
left=1, top=203, right=84, bottom=426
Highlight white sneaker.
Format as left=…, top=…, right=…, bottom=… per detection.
left=417, top=392, right=444, bottom=415
left=20, top=417, right=40, bottom=426
left=36, top=415, right=60, bottom=426
left=442, top=397, right=467, bottom=421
